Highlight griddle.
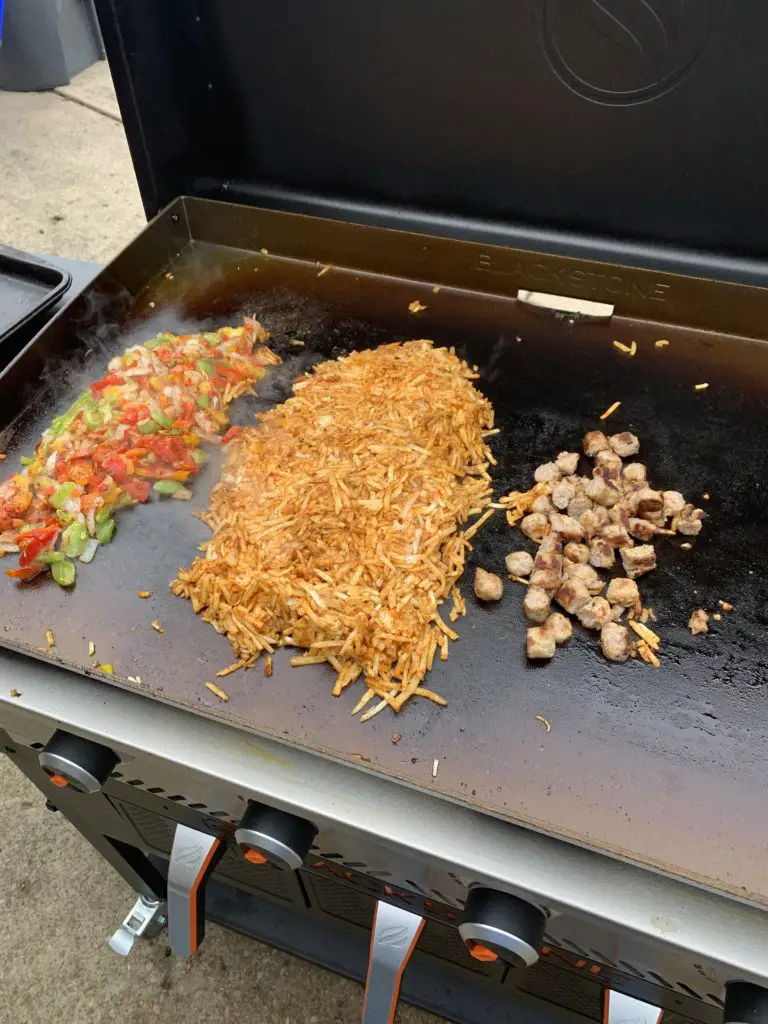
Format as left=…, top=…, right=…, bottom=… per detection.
left=1, top=198, right=767, bottom=906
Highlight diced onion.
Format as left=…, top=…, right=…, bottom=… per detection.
left=79, top=538, right=99, bottom=563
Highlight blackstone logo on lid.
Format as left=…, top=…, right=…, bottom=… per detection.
left=540, top=0, right=714, bottom=106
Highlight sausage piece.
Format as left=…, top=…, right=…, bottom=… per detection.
left=628, top=517, right=656, bottom=542
left=555, top=451, right=580, bottom=475
left=588, top=538, right=615, bottom=569
left=579, top=507, right=609, bottom=539
left=585, top=476, right=621, bottom=507
left=474, top=567, right=504, bottom=601
left=551, top=480, right=576, bottom=511
left=526, top=626, right=556, bottom=660
left=505, top=551, right=534, bottom=578
left=583, top=431, right=611, bottom=457
left=608, top=432, right=640, bottom=457
left=633, top=488, right=664, bottom=521
left=549, top=512, right=585, bottom=542
left=663, top=490, right=686, bottom=519
left=620, top=544, right=657, bottom=579
left=600, top=622, right=632, bottom=662
left=531, top=494, right=553, bottom=514
left=605, top=577, right=640, bottom=608
left=568, top=493, right=593, bottom=519
left=564, top=542, right=589, bottom=564
left=534, top=462, right=562, bottom=484
left=545, top=612, right=573, bottom=645
left=524, top=586, right=551, bottom=624
left=564, top=562, right=604, bottom=595
left=600, top=523, right=632, bottom=548
left=521, top=513, right=549, bottom=543
left=622, top=462, right=647, bottom=489
left=577, top=597, right=612, bottom=630
left=556, top=579, right=591, bottom=614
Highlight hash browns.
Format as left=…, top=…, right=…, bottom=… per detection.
left=172, top=340, right=495, bottom=717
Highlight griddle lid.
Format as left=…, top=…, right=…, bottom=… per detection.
left=95, top=0, right=768, bottom=282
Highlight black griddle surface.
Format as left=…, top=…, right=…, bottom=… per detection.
left=1, top=239, right=767, bottom=905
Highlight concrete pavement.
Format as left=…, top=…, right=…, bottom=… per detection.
left=0, top=62, right=442, bottom=1024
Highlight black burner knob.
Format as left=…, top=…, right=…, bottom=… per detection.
left=234, top=801, right=317, bottom=871
left=459, top=888, right=545, bottom=967
left=725, top=984, right=768, bottom=1024
left=38, top=730, right=119, bottom=794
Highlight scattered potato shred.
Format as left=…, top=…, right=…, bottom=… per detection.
left=173, top=340, right=495, bottom=718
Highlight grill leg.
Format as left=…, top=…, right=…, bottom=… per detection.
left=362, top=900, right=424, bottom=1024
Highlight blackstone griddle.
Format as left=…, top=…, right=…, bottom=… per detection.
left=3, top=3, right=768, bottom=1024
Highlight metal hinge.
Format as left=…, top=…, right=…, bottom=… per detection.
left=109, top=894, right=168, bottom=956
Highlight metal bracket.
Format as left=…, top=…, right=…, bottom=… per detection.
left=167, top=823, right=225, bottom=957
left=108, top=894, right=167, bottom=956
left=362, top=900, right=425, bottom=1024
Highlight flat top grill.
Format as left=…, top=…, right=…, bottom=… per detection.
left=1, top=201, right=767, bottom=906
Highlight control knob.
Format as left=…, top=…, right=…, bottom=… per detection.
left=38, top=730, right=119, bottom=794
left=459, top=887, right=545, bottom=967
left=725, top=983, right=768, bottom=1024
left=235, top=801, right=317, bottom=870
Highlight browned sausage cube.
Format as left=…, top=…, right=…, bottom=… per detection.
left=524, top=586, right=552, bottom=624
left=534, top=462, right=562, bottom=484
left=531, top=494, right=553, bottom=514
left=530, top=569, right=562, bottom=594
left=549, top=512, right=585, bottom=542
left=577, top=596, right=612, bottom=630
left=629, top=517, right=656, bottom=542
left=633, top=488, right=664, bottom=520
left=564, top=562, right=604, bottom=595
left=526, top=626, right=556, bottom=660
left=474, top=567, right=504, bottom=601
left=505, top=551, right=534, bottom=578
left=583, top=431, right=610, bottom=457
left=555, top=451, right=580, bottom=475
left=589, top=538, right=615, bottom=569
left=600, top=622, right=632, bottom=662
left=622, top=462, right=647, bottom=489
left=600, top=523, right=632, bottom=548
left=556, top=579, right=591, bottom=614
left=564, top=542, right=589, bottom=564
left=605, top=577, right=640, bottom=607
left=608, top=432, right=640, bottom=457
left=620, top=544, right=657, bottom=579
left=521, top=513, right=550, bottom=543
left=663, top=490, right=686, bottom=519
left=585, top=476, right=621, bottom=507
left=545, top=612, right=573, bottom=645
left=568, top=493, right=593, bottom=519
left=551, top=480, right=576, bottom=510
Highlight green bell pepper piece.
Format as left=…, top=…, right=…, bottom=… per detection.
left=95, top=518, right=116, bottom=544
left=50, top=482, right=77, bottom=509
left=153, top=480, right=185, bottom=496
left=51, top=560, right=76, bottom=587
left=60, top=522, right=89, bottom=558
